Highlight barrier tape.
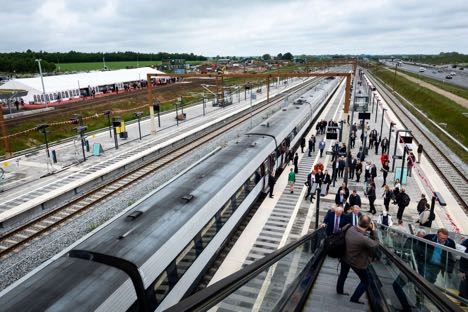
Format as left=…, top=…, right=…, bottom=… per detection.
left=0, top=97, right=187, bottom=140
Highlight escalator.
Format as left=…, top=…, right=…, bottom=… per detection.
left=164, top=226, right=466, bottom=312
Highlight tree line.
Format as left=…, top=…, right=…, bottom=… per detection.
left=0, top=50, right=208, bottom=74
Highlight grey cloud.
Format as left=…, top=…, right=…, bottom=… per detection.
left=0, top=0, right=467, bottom=55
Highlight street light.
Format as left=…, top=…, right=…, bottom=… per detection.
left=36, top=123, right=50, bottom=158
left=74, top=126, right=87, bottom=162
left=134, top=112, right=143, bottom=140
left=35, top=59, right=47, bottom=108
left=103, top=110, right=112, bottom=138
left=380, top=108, right=387, bottom=141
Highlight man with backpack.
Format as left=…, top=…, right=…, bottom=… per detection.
left=396, top=188, right=411, bottom=221
left=336, top=215, right=379, bottom=304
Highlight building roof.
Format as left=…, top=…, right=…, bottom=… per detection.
left=0, top=67, right=165, bottom=94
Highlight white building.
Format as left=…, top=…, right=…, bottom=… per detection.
left=0, top=67, right=166, bottom=104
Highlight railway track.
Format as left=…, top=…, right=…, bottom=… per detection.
left=0, top=77, right=326, bottom=259
left=366, top=71, right=468, bottom=211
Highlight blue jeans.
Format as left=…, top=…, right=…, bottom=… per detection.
left=337, top=261, right=370, bottom=302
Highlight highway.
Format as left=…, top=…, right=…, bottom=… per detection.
left=384, top=61, right=468, bottom=89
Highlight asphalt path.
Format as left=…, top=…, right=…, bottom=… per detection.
left=384, top=61, right=468, bottom=89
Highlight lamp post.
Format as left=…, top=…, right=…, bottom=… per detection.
left=380, top=108, right=387, bottom=141
left=375, top=99, right=380, bottom=123
left=35, top=59, right=47, bottom=108
left=104, top=110, right=112, bottom=138
left=134, top=112, right=143, bottom=140
left=388, top=121, right=396, bottom=158
left=36, top=124, right=50, bottom=158
left=112, top=117, right=121, bottom=149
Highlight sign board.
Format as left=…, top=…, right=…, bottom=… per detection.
left=326, top=132, right=338, bottom=140
left=358, top=112, right=371, bottom=120
left=399, top=136, right=413, bottom=144
left=392, top=155, right=403, bottom=160
left=394, top=167, right=408, bottom=184
left=251, top=93, right=257, bottom=100
left=93, top=143, right=104, bottom=156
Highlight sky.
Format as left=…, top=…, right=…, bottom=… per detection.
left=1, top=0, right=468, bottom=56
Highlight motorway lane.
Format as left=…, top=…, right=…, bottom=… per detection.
left=384, top=61, right=468, bottom=89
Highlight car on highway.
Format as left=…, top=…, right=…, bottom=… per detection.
left=419, top=67, right=425, bottom=72
left=450, top=71, right=456, bottom=76
left=446, top=75, right=453, bottom=79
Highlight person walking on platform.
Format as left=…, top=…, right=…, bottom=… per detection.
left=395, top=188, right=410, bottom=221
left=308, top=135, right=316, bottom=156
left=355, top=160, right=363, bottom=182
left=315, top=169, right=324, bottom=188
left=293, top=153, right=299, bottom=174
left=423, top=228, right=456, bottom=283
left=268, top=172, right=276, bottom=198
left=338, top=156, right=346, bottom=178
left=349, top=189, right=361, bottom=208
left=381, top=137, right=389, bottom=154
left=350, top=131, right=356, bottom=148
left=288, top=168, right=296, bottom=194
left=349, top=156, right=357, bottom=179
left=336, top=215, right=379, bottom=304
left=300, top=137, right=306, bottom=153
left=367, top=182, right=377, bottom=214
left=377, top=210, right=393, bottom=227
left=417, top=143, right=423, bottom=163
left=375, top=136, right=380, bottom=155
left=418, top=204, right=432, bottom=227
left=323, top=170, right=331, bottom=195
left=304, top=170, right=315, bottom=201
left=407, top=152, right=416, bottom=177
left=382, top=185, right=392, bottom=212
left=416, top=194, right=428, bottom=215
left=319, top=139, right=326, bottom=157
left=381, top=160, right=390, bottom=187
left=380, top=152, right=389, bottom=166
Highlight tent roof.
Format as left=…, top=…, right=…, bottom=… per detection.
left=0, top=67, right=165, bottom=93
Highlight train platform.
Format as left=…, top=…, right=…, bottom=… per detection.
left=0, top=78, right=306, bottom=229
left=208, top=69, right=467, bottom=310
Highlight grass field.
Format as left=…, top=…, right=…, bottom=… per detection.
left=57, top=60, right=204, bottom=72
left=370, top=65, right=468, bottom=162
left=396, top=68, right=468, bottom=100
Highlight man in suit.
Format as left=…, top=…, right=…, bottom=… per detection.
left=423, top=228, right=456, bottom=283
left=335, top=190, right=347, bottom=207
left=338, top=156, right=346, bottom=178
left=344, top=205, right=363, bottom=226
left=322, top=205, right=346, bottom=236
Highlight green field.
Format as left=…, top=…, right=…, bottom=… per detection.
left=370, top=65, right=468, bottom=162
left=57, top=60, right=204, bottom=72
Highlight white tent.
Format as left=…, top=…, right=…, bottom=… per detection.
left=0, top=67, right=166, bottom=103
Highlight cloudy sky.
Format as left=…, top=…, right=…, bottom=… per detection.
left=1, top=0, right=467, bottom=56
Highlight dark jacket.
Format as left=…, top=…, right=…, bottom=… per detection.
left=323, top=210, right=347, bottom=236
left=337, top=186, right=350, bottom=199
left=367, top=186, right=376, bottom=199
left=423, top=234, right=456, bottom=273
left=396, top=192, right=410, bottom=208
left=268, top=174, right=276, bottom=187
left=349, top=194, right=362, bottom=207
left=417, top=198, right=428, bottom=214
left=335, top=193, right=347, bottom=206
left=343, top=212, right=362, bottom=226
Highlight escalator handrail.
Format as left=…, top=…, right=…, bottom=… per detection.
left=378, top=224, right=468, bottom=259
left=378, top=243, right=463, bottom=312
left=164, top=227, right=327, bottom=312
